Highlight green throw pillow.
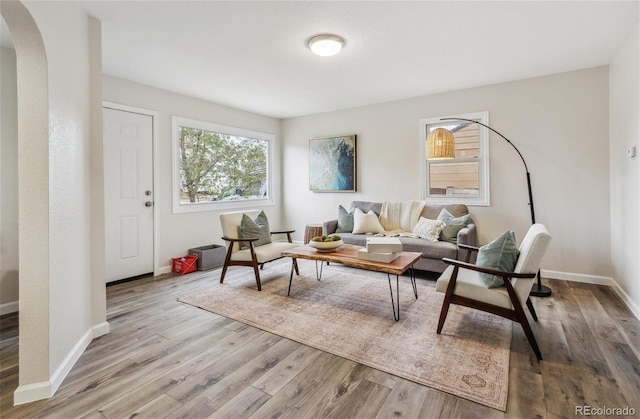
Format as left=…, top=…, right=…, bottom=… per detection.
left=335, top=205, right=354, bottom=233
left=239, top=211, right=272, bottom=250
left=436, top=208, right=471, bottom=243
left=476, top=230, right=520, bottom=288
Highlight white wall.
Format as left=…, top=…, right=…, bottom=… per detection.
left=282, top=67, right=611, bottom=281
left=0, top=45, right=19, bottom=314
left=102, top=76, right=282, bottom=272
left=610, top=22, right=640, bottom=315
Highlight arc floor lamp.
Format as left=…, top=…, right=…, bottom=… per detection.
left=428, top=117, right=551, bottom=297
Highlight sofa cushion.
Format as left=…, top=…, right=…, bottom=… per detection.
left=400, top=237, right=458, bottom=260
left=335, top=205, right=354, bottom=233
left=412, top=217, right=444, bottom=242
left=437, top=208, right=472, bottom=243
left=350, top=201, right=383, bottom=216
left=352, top=208, right=385, bottom=234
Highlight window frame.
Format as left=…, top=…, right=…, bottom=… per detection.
left=419, top=111, right=490, bottom=206
left=171, top=116, right=274, bottom=214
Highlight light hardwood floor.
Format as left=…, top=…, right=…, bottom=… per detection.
left=1, top=261, right=638, bottom=418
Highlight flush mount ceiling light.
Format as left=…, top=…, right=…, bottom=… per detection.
left=307, top=34, right=345, bottom=57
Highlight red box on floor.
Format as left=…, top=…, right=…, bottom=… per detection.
left=171, top=254, right=198, bottom=275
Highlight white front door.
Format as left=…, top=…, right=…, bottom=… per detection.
left=103, top=107, right=154, bottom=282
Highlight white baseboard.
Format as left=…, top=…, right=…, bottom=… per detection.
left=13, top=321, right=111, bottom=406
left=13, top=381, right=51, bottom=406
left=610, top=284, right=640, bottom=320
left=542, top=269, right=640, bottom=320
left=541, top=269, right=616, bottom=286
left=158, top=265, right=172, bottom=274
left=92, top=321, right=110, bottom=339
left=0, top=300, right=18, bottom=315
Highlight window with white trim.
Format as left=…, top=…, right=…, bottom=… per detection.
left=420, top=111, right=490, bottom=206
left=172, top=116, right=273, bottom=213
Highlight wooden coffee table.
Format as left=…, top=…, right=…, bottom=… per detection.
left=281, top=244, right=422, bottom=321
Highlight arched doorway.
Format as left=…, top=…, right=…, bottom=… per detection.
left=1, top=0, right=52, bottom=405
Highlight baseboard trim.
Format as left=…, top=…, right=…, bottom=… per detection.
left=13, top=322, right=111, bottom=406
left=541, top=269, right=615, bottom=286
left=0, top=300, right=19, bottom=315
left=542, top=269, right=640, bottom=320
left=92, top=321, right=110, bottom=339
left=13, top=381, right=52, bottom=406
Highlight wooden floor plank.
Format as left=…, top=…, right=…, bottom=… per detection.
left=250, top=344, right=322, bottom=396
left=595, top=339, right=640, bottom=409
left=97, top=326, right=265, bottom=418
left=248, top=351, right=344, bottom=419
left=504, top=368, right=545, bottom=419
left=375, top=379, right=430, bottom=419
left=293, top=360, right=369, bottom=419
left=417, top=388, right=460, bottom=419
left=166, top=331, right=283, bottom=404
left=331, top=378, right=392, bottom=419
left=574, top=288, right=627, bottom=343
left=169, top=338, right=301, bottom=415
left=541, top=362, right=629, bottom=417
left=205, top=386, right=271, bottom=419
left=122, top=393, right=183, bottom=419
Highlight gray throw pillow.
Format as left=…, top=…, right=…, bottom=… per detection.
left=335, top=205, right=354, bottom=233
left=239, top=211, right=272, bottom=250
left=437, top=208, right=471, bottom=243
left=476, top=230, right=520, bottom=288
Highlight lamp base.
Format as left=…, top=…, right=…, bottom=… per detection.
left=530, top=284, right=552, bottom=298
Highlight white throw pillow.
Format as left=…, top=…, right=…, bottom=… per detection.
left=412, top=217, right=444, bottom=242
left=352, top=208, right=385, bottom=234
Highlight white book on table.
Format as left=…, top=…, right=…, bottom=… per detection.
left=365, top=237, right=403, bottom=253
left=357, top=248, right=400, bottom=263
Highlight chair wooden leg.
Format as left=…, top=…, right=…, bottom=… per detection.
left=252, top=263, right=262, bottom=291
left=437, top=297, right=451, bottom=334
left=526, top=298, right=538, bottom=321
left=515, top=302, right=542, bottom=360
left=220, top=246, right=234, bottom=284
left=437, top=267, right=459, bottom=334
left=220, top=265, right=228, bottom=284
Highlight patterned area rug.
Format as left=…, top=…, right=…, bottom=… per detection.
left=179, top=262, right=511, bottom=411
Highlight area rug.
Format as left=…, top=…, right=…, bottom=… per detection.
left=178, top=263, right=511, bottom=411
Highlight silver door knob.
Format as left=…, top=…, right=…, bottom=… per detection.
left=145, top=201, right=153, bottom=207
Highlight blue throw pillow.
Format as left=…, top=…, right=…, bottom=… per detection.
left=335, top=205, right=354, bottom=233
left=476, top=230, right=520, bottom=288
left=239, top=211, right=272, bottom=250
left=436, top=208, right=471, bottom=243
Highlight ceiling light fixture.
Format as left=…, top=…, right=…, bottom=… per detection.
left=308, top=34, right=345, bottom=57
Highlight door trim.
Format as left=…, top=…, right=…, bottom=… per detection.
left=102, top=101, right=159, bottom=277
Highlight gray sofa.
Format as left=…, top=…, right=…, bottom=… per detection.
left=322, top=200, right=477, bottom=273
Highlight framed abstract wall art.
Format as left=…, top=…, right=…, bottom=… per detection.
left=309, top=134, right=357, bottom=192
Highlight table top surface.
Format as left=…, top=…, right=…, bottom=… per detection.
left=281, top=244, right=422, bottom=275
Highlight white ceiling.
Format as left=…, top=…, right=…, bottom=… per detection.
left=4, top=1, right=640, bottom=119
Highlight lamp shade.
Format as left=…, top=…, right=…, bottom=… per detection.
left=426, top=128, right=456, bottom=159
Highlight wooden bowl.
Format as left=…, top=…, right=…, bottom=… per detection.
left=308, top=239, right=344, bottom=252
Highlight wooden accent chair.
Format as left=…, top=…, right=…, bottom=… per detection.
left=435, top=223, right=551, bottom=360
left=219, top=210, right=299, bottom=291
